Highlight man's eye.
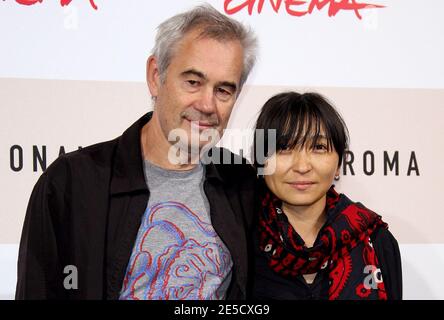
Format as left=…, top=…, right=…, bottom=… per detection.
left=186, top=80, right=200, bottom=86
left=216, top=87, right=232, bottom=99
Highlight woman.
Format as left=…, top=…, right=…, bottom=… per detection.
left=251, top=92, right=402, bottom=300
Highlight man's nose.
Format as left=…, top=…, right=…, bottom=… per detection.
left=194, top=87, right=217, bottom=115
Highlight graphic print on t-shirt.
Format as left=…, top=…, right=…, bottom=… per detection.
left=119, top=201, right=232, bottom=300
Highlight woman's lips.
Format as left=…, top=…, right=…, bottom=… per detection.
left=288, top=181, right=316, bottom=191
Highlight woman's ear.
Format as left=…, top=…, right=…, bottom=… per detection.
left=146, top=55, right=160, bottom=98
left=334, top=166, right=340, bottom=181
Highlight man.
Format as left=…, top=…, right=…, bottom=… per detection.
left=16, top=4, right=258, bottom=300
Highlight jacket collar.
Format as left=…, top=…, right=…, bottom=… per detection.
left=110, top=112, right=225, bottom=195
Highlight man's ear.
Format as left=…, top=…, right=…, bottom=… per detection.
left=146, top=55, right=161, bottom=98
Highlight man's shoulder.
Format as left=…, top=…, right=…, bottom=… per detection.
left=43, top=137, right=119, bottom=183
left=64, top=137, right=119, bottom=164
left=207, top=147, right=256, bottom=182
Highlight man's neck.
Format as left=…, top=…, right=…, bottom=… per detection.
left=282, top=195, right=327, bottom=248
left=141, top=115, right=198, bottom=171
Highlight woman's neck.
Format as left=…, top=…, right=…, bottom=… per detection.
left=282, top=195, right=327, bottom=248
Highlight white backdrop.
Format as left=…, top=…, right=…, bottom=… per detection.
left=1, top=0, right=444, bottom=299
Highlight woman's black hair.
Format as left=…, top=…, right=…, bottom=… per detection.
left=252, top=91, right=349, bottom=170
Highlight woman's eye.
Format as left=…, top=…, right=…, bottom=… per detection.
left=278, top=146, right=292, bottom=154
left=314, top=144, right=328, bottom=152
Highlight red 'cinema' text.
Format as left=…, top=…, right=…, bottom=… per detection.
left=224, top=0, right=385, bottom=19
left=15, top=0, right=98, bottom=10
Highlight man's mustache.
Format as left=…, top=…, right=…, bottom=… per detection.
left=180, top=108, right=219, bottom=126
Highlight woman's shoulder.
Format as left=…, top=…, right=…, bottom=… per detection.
left=338, top=193, right=399, bottom=250
left=338, top=192, right=403, bottom=299
left=371, top=226, right=399, bottom=249
left=371, top=226, right=403, bottom=300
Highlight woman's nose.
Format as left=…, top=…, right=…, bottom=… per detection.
left=290, top=150, right=312, bottom=174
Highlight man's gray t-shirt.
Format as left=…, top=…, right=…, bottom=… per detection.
left=119, top=160, right=233, bottom=300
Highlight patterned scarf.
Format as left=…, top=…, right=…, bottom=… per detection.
left=258, top=186, right=388, bottom=300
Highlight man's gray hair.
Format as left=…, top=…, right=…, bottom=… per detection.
left=152, top=4, right=258, bottom=89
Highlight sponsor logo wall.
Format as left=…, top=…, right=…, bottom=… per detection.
left=1, top=0, right=443, bottom=299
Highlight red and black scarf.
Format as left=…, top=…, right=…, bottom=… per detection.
left=258, top=187, right=389, bottom=300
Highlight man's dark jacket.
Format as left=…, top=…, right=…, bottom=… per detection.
left=15, top=112, right=256, bottom=300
